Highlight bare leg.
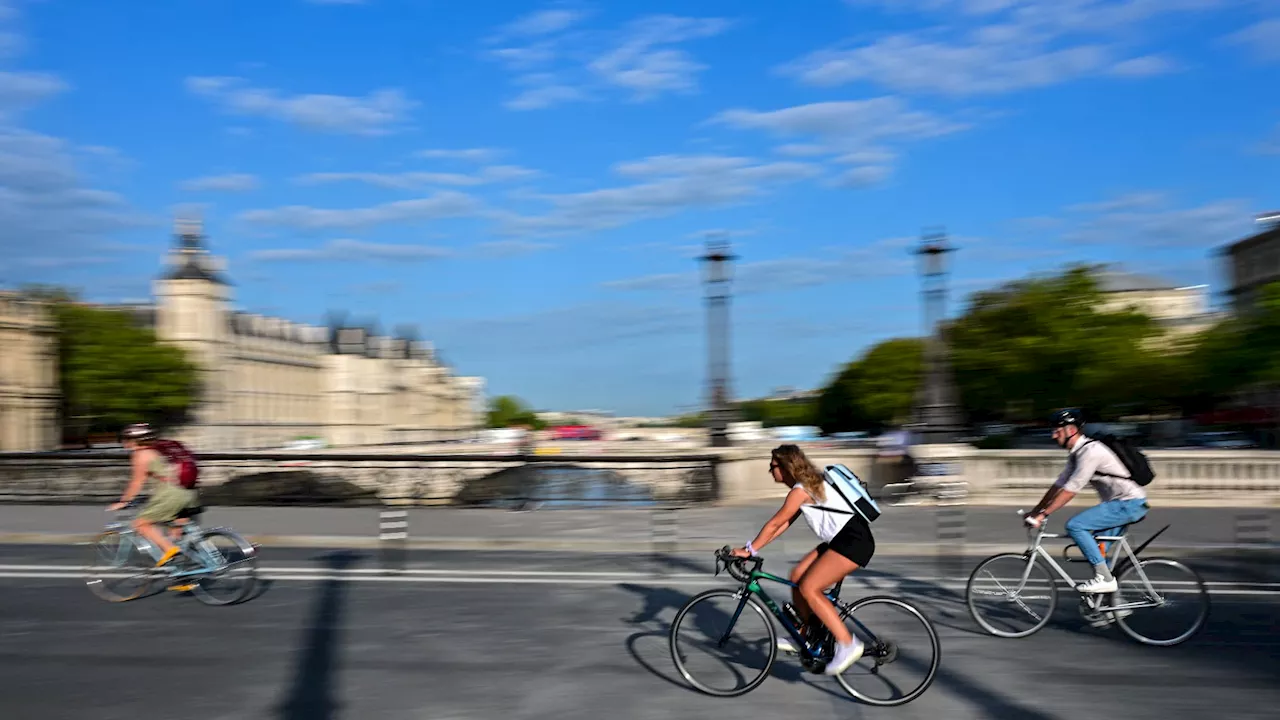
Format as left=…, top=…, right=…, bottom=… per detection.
left=133, top=518, right=177, bottom=556
left=798, top=550, right=861, bottom=646
left=789, top=548, right=823, bottom=632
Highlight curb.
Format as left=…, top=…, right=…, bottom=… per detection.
left=2, top=532, right=1277, bottom=556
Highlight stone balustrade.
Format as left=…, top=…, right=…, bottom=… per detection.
left=1, top=445, right=1279, bottom=507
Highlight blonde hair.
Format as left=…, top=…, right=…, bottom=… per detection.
left=773, top=444, right=825, bottom=501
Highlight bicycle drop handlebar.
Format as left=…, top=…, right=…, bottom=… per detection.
left=714, top=545, right=763, bottom=583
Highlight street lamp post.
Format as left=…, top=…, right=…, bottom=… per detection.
left=910, top=228, right=965, bottom=445
left=700, top=234, right=738, bottom=448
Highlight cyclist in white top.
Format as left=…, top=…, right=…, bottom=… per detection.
left=731, top=444, right=874, bottom=676
left=1025, top=408, right=1149, bottom=594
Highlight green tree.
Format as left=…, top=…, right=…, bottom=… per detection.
left=48, top=299, right=200, bottom=438
left=735, top=398, right=818, bottom=427
left=813, top=338, right=924, bottom=433
left=485, top=395, right=546, bottom=430
left=945, top=265, right=1163, bottom=423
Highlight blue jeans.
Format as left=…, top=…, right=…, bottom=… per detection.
left=1064, top=499, right=1149, bottom=567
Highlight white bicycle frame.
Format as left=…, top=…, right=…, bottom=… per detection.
left=1015, top=523, right=1166, bottom=613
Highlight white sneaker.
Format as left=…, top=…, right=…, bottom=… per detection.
left=824, top=637, right=865, bottom=676
left=1077, top=574, right=1118, bottom=594
left=777, top=636, right=800, bottom=654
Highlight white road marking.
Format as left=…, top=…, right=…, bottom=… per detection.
left=0, top=565, right=1278, bottom=594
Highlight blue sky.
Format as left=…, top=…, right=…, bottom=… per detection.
left=3, top=0, right=1279, bottom=416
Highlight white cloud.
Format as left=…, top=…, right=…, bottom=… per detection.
left=0, top=128, right=149, bottom=265
left=486, top=12, right=731, bottom=109
left=295, top=171, right=486, bottom=189
left=186, top=76, right=415, bottom=135
left=602, top=236, right=915, bottom=294
left=417, top=147, right=503, bottom=162
left=498, top=9, right=587, bottom=38
left=786, top=1, right=1215, bottom=96
left=0, top=71, right=67, bottom=115
left=179, top=173, right=260, bottom=192
left=1061, top=193, right=1256, bottom=249
left=293, top=165, right=539, bottom=189
left=712, top=98, right=962, bottom=185
left=494, top=154, right=819, bottom=236
left=713, top=98, right=965, bottom=147
left=476, top=239, right=556, bottom=257
left=588, top=15, right=731, bottom=101
left=504, top=73, right=588, bottom=110
left=238, top=191, right=480, bottom=230
left=305, top=0, right=368, bottom=5
left=1107, top=54, right=1178, bottom=77
left=249, top=238, right=452, bottom=262
left=1225, top=19, right=1280, bottom=62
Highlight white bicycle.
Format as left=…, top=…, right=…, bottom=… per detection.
left=965, top=510, right=1209, bottom=646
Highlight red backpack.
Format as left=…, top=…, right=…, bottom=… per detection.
left=153, top=439, right=199, bottom=489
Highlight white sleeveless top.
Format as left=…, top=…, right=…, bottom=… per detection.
left=797, top=484, right=854, bottom=543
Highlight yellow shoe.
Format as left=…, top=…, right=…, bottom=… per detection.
left=155, top=547, right=180, bottom=567
left=167, top=583, right=197, bottom=592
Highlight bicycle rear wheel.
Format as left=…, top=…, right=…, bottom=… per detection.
left=669, top=588, right=777, bottom=697
left=832, top=596, right=940, bottom=706
left=1113, top=558, right=1209, bottom=646
left=189, top=529, right=259, bottom=606
left=85, top=530, right=155, bottom=602
left=967, top=553, right=1058, bottom=638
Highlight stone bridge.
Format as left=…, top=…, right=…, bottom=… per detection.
left=0, top=450, right=720, bottom=506
left=2, top=444, right=1279, bottom=507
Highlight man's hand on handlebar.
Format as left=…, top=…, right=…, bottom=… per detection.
left=729, top=546, right=752, bottom=559
left=1019, top=509, right=1046, bottom=528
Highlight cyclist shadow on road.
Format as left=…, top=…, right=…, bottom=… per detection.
left=273, top=550, right=364, bottom=720
left=617, top=583, right=855, bottom=702
left=617, top=582, right=1071, bottom=718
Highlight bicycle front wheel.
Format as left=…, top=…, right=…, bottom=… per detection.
left=1113, top=558, right=1209, bottom=646
left=85, top=530, right=155, bottom=602
left=967, top=553, right=1058, bottom=638
left=189, top=529, right=259, bottom=606
left=833, top=596, right=940, bottom=707
left=669, top=588, right=777, bottom=697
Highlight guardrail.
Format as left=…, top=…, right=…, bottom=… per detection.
left=0, top=450, right=722, bottom=507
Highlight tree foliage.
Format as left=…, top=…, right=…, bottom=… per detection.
left=814, top=338, right=924, bottom=433
left=945, top=265, right=1165, bottom=423
left=485, top=395, right=546, bottom=430
left=735, top=398, right=818, bottom=428
left=47, top=298, right=200, bottom=436
left=812, top=266, right=1280, bottom=433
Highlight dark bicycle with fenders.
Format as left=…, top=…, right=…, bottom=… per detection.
left=668, top=545, right=940, bottom=705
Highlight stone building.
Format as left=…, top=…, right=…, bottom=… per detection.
left=0, top=292, right=59, bottom=451
left=1221, top=213, right=1280, bottom=316
left=1094, top=268, right=1221, bottom=340
left=148, top=220, right=485, bottom=450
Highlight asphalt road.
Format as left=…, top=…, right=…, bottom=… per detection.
left=2, top=504, right=1276, bottom=551
left=0, top=546, right=1277, bottom=719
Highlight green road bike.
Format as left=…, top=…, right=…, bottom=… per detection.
left=966, top=510, right=1209, bottom=646
left=669, top=546, right=940, bottom=705
left=85, top=499, right=259, bottom=606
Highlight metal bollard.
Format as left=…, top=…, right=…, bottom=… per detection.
left=379, top=509, right=408, bottom=573
left=1234, top=512, right=1271, bottom=545
left=650, top=505, right=678, bottom=575
left=936, top=506, right=967, bottom=577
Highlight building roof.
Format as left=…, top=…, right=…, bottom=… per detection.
left=1093, top=269, right=1178, bottom=293
left=1219, top=219, right=1280, bottom=256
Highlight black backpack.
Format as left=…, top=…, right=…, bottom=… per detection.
left=1089, top=434, right=1155, bottom=487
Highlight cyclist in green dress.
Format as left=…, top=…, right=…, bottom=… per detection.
left=108, top=423, right=201, bottom=575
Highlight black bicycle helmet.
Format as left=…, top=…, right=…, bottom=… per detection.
left=1050, top=408, right=1084, bottom=428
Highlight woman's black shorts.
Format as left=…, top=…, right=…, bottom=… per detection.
left=817, top=514, right=875, bottom=567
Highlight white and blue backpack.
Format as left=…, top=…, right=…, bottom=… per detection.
left=800, top=464, right=882, bottom=542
